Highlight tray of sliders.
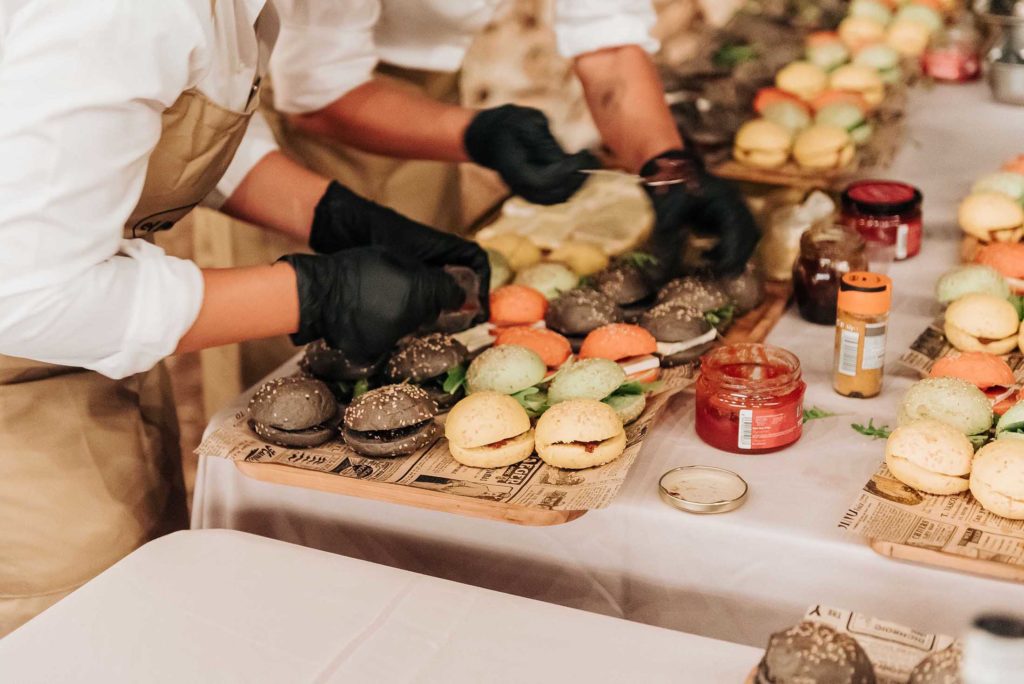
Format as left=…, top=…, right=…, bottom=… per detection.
left=953, top=152, right=1024, bottom=267
left=198, top=230, right=792, bottom=525
left=705, top=0, right=951, bottom=190
left=838, top=254, right=1024, bottom=581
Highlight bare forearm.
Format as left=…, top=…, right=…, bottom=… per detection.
left=288, top=79, right=475, bottom=162
left=175, top=262, right=299, bottom=354
left=575, top=45, right=682, bottom=172
left=220, top=151, right=331, bottom=242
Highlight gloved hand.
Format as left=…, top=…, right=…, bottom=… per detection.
left=308, top=181, right=491, bottom=320
left=640, top=149, right=760, bottom=279
left=281, top=246, right=463, bottom=362
left=464, top=104, right=599, bottom=205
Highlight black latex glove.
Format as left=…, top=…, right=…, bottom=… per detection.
left=281, top=246, right=463, bottom=362
left=464, top=104, right=599, bottom=205
left=640, top=149, right=759, bottom=279
left=308, top=181, right=491, bottom=320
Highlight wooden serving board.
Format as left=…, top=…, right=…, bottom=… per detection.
left=870, top=540, right=1024, bottom=584
left=724, top=279, right=793, bottom=344
left=236, top=461, right=585, bottom=526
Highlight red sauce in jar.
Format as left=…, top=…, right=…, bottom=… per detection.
left=841, top=180, right=923, bottom=261
left=695, top=343, right=806, bottom=454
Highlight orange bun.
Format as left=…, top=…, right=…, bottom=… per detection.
left=810, top=89, right=870, bottom=114
left=975, top=242, right=1024, bottom=282
left=1002, top=155, right=1024, bottom=175
left=579, top=324, right=658, bottom=361
left=490, top=285, right=548, bottom=326
left=494, top=326, right=571, bottom=368
left=754, top=88, right=812, bottom=116
left=929, top=352, right=1016, bottom=390
left=806, top=31, right=842, bottom=48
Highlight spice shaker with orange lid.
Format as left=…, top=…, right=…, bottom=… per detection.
left=833, top=272, right=892, bottom=398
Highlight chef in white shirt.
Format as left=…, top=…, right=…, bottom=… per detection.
left=0, top=0, right=487, bottom=635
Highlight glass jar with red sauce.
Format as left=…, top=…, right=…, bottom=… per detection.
left=841, top=180, right=923, bottom=261
left=695, top=343, right=806, bottom=455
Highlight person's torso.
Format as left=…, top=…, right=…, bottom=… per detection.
left=374, top=0, right=505, bottom=72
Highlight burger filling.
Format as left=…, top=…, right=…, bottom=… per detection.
left=348, top=420, right=433, bottom=443
left=655, top=328, right=718, bottom=356
left=551, top=436, right=617, bottom=453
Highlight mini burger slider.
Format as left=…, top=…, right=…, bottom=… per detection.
left=975, top=242, right=1024, bottom=293
left=299, top=340, right=385, bottom=402
left=535, top=399, right=626, bottom=469
left=248, top=376, right=340, bottom=448
left=934, top=264, right=1011, bottom=304
left=970, top=439, right=1024, bottom=519
left=579, top=323, right=660, bottom=383
left=943, top=293, right=1019, bottom=355
left=591, top=255, right=658, bottom=320
left=494, top=326, right=572, bottom=368
left=997, top=400, right=1024, bottom=441
left=445, top=391, right=535, bottom=468
left=465, top=344, right=548, bottom=415
left=385, top=333, right=469, bottom=410
left=755, top=621, right=876, bottom=684
left=489, top=284, right=548, bottom=327
left=548, top=357, right=649, bottom=425
left=929, top=352, right=1017, bottom=414
left=343, top=384, right=439, bottom=457
left=898, top=377, right=994, bottom=444
left=958, top=192, right=1024, bottom=243
left=655, top=275, right=734, bottom=330
left=732, top=119, right=793, bottom=170
left=885, top=419, right=973, bottom=495
left=545, top=288, right=623, bottom=348
left=640, top=303, right=717, bottom=367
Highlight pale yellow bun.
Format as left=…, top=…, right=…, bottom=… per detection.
left=958, top=192, right=1024, bottom=242
left=775, top=62, right=829, bottom=101
left=535, top=399, right=626, bottom=469
left=546, top=241, right=609, bottom=276
left=733, top=119, right=793, bottom=169
left=829, top=65, right=885, bottom=108
left=449, top=429, right=535, bottom=468
left=886, top=20, right=930, bottom=57
left=792, top=125, right=855, bottom=170
left=445, top=391, right=531, bottom=448
left=970, top=440, right=1024, bottom=519
left=885, top=420, right=973, bottom=494
left=478, top=233, right=541, bottom=271
left=943, top=293, right=1020, bottom=354
left=839, top=16, right=886, bottom=51
left=537, top=431, right=626, bottom=469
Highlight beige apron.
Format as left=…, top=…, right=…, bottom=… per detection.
left=0, top=2, right=277, bottom=636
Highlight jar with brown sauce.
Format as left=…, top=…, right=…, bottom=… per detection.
left=792, top=224, right=868, bottom=325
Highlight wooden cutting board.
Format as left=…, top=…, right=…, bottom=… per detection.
left=870, top=540, right=1024, bottom=584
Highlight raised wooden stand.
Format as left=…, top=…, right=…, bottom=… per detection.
left=870, top=540, right=1024, bottom=584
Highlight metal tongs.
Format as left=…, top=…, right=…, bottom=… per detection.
left=577, top=168, right=688, bottom=187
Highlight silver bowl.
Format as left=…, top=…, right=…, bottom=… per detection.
left=988, top=58, right=1024, bottom=104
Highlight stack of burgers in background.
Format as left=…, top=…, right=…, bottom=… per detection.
left=732, top=0, right=949, bottom=173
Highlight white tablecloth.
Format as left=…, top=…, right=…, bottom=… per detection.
left=0, top=530, right=760, bottom=683
left=194, top=83, right=1024, bottom=647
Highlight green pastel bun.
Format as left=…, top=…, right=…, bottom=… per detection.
left=898, top=378, right=994, bottom=437
left=807, top=42, right=850, bottom=72
left=763, top=101, right=812, bottom=132
left=895, top=4, right=942, bottom=33
left=849, top=0, right=892, bottom=25
left=466, top=345, right=546, bottom=395
left=935, top=265, right=1011, bottom=304
left=548, top=358, right=626, bottom=404
left=604, top=393, right=646, bottom=425
left=487, top=248, right=513, bottom=290
left=854, top=44, right=902, bottom=84
left=514, top=262, right=579, bottom=300
left=997, top=402, right=1024, bottom=441
left=815, top=103, right=872, bottom=145
left=971, top=172, right=1024, bottom=204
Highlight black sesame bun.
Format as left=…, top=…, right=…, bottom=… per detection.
left=592, top=261, right=656, bottom=308
left=432, top=266, right=482, bottom=334
left=640, top=303, right=715, bottom=366
left=545, top=288, right=623, bottom=350
left=385, top=333, right=469, bottom=410
left=907, top=644, right=961, bottom=684
left=343, top=384, right=440, bottom=457
left=656, top=276, right=730, bottom=312
left=717, top=262, right=765, bottom=315
left=755, top=622, right=876, bottom=684
left=248, top=376, right=339, bottom=448
left=300, top=340, right=385, bottom=383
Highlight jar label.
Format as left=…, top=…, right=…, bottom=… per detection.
left=737, top=405, right=802, bottom=450
left=863, top=323, right=887, bottom=370
left=838, top=329, right=860, bottom=377
left=896, top=224, right=909, bottom=260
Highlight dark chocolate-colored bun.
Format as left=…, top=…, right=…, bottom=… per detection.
left=545, top=288, right=623, bottom=336
left=908, top=644, right=961, bottom=684
left=755, top=622, right=876, bottom=684
left=717, top=263, right=765, bottom=315
left=656, top=276, right=730, bottom=312
left=640, top=303, right=715, bottom=366
left=248, top=376, right=339, bottom=448
left=300, top=340, right=386, bottom=382
left=386, top=333, right=468, bottom=384
left=592, top=262, right=655, bottom=306
left=343, top=384, right=439, bottom=457
left=432, top=266, right=481, bottom=333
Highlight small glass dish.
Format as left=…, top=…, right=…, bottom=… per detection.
left=658, top=466, right=749, bottom=514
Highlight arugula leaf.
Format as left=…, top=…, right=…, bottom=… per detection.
left=1001, top=420, right=1024, bottom=435
left=1011, top=294, right=1024, bottom=321
left=442, top=365, right=467, bottom=395
left=512, top=387, right=549, bottom=417
left=352, top=378, right=370, bottom=398
left=803, top=406, right=836, bottom=423
left=851, top=419, right=891, bottom=439
left=623, top=251, right=659, bottom=270
left=611, top=380, right=665, bottom=397
left=712, top=44, right=758, bottom=69
left=705, top=304, right=736, bottom=329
